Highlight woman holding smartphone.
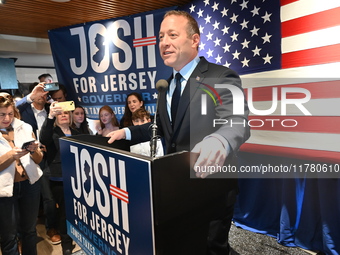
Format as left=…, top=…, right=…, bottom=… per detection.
left=0, top=92, right=43, bottom=255
left=39, top=102, right=79, bottom=255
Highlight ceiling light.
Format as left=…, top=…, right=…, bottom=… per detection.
left=0, top=0, right=7, bottom=4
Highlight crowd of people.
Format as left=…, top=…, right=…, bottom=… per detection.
left=0, top=73, right=158, bottom=255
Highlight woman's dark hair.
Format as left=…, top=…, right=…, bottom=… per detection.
left=71, top=105, right=91, bottom=134
left=120, top=92, right=145, bottom=128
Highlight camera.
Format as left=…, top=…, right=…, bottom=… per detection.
left=44, top=83, right=60, bottom=91
left=56, top=101, right=75, bottom=111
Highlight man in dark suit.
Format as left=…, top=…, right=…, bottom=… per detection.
left=108, top=10, right=250, bottom=254
left=16, top=83, right=49, bottom=136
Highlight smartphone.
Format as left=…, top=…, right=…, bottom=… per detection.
left=44, top=82, right=60, bottom=91
left=56, top=101, right=75, bottom=111
left=21, top=140, right=35, bottom=150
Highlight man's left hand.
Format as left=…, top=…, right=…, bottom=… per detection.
left=191, top=137, right=228, bottom=178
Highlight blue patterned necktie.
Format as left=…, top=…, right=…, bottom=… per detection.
left=171, top=72, right=182, bottom=127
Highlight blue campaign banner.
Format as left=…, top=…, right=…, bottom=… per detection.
left=59, top=138, right=155, bottom=255
left=48, top=7, right=175, bottom=120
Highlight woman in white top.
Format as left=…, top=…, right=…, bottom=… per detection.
left=0, top=92, right=43, bottom=255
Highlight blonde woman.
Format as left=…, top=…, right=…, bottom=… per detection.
left=0, top=92, right=43, bottom=255
left=39, top=102, right=79, bottom=255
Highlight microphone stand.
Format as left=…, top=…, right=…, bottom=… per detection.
left=150, top=96, right=159, bottom=158
left=150, top=79, right=168, bottom=158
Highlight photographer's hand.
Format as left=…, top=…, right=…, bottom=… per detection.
left=29, top=83, right=49, bottom=102
left=48, top=102, right=63, bottom=118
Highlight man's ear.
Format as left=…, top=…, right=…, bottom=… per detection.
left=192, top=33, right=200, bottom=48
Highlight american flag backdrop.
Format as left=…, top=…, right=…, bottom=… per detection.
left=181, top=0, right=340, bottom=163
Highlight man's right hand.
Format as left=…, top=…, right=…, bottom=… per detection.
left=30, top=83, right=48, bottom=102
left=106, top=129, right=126, bottom=144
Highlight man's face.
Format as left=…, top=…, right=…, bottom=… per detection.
left=132, top=116, right=150, bottom=126
left=51, top=90, right=66, bottom=102
left=159, top=15, right=200, bottom=71
left=33, top=93, right=47, bottom=106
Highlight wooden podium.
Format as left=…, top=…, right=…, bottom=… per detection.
left=60, top=135, right=229, bottom=255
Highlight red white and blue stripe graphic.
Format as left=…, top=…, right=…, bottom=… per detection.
left=110, top=184, right=129, bottom=204
left=133, top=36, right=157, bottom=47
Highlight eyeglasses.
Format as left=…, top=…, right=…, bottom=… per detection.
left=0, top=112, right=14, bottom=118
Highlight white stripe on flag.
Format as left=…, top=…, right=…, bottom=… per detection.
left=282, top=26, right=340, bottom=54
left=246, top=130, right=340, bottom=152
left=110, top=185, right=129, bottom=203
left=241, top=63, right=340, bottom=88
left=281, top=0, right=340, bottom=22
left=248, top=99, right=340, bottom=117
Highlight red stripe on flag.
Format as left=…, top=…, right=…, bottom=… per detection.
left=133, top=36, right=156, bottom=42
left=110, top=192, right=129, bottom=203
left=280, top=0, right=299, bottom=7
left=282, top=44, right=340, bottom=69
left=281, top=7, right=340, bottom=38
left=133, top=36, right=156, bottom=47
left=109, top=184, right=127, bottom=195
left=133, top=39, right=156, bottom=44
left=109, top=185, right=128, bottom=198
left=244, top=80, right=340, bottom=101
left=110, top=190, right=129, bottom=203
left=133, top=42, right=156, bottom=47
left=109, top=184, right=129, bottom=203
left=240, top=143, right=340, bottom=163
left=248, top=116, right=340, bottom=133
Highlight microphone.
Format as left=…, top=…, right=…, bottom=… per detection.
left=150, top=79, right=169, bottom=157
left=156, top=79, right=168, bottom=92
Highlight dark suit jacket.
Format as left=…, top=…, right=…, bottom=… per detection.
left=130, top=57, right=249, bottom=252
left=16, top=96, right=50, bottom=137
left=130, top=57, right=250, bottom=155
left=39, top=117, right=80, bottom=179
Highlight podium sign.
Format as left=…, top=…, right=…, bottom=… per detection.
left=60, top=137, right=155, bottom=255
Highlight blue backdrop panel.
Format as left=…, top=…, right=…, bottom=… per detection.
left=49, top=7, right=175, bottom=120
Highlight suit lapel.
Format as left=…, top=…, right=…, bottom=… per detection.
left=173, top=58, right=209, bottom=132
